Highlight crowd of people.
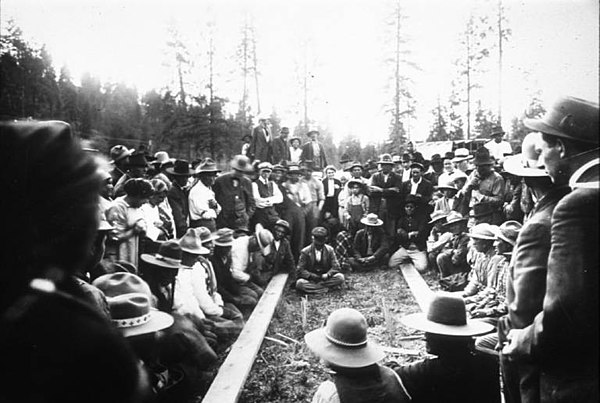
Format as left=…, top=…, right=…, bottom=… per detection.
left=0, top=94, right=597, bottom=403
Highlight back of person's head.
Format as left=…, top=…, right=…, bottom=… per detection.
left=1, top=121, right=102, bottom=310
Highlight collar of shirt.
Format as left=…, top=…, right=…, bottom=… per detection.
left=410, top=177, right=422, bottom=194
left=259, top=177, right=269, bottom=185
left=274, top=240, right=280, bottom=251
left=314, top=247, right=322, bottom=262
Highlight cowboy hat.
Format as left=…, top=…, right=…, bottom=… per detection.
left=442, top=211, right=468, bottom=227
left=255, top=223, right=274, bottom=255
left=503, top=132, right=549, bottom=178
left=154, top=151, right=171, bottom=164
left=435, top=177, right=459, bottom=192
left=194, top=158, right=221, bottom=175
left=305, top=308, right=385, bottom=368
left=110, top=145, right=134, bottom=164
left=467, top=223, right=497, bottom=240
left=472, top=148, right=495, bottom=166
left=345, top=161, right=363, bottom=171
left=401, top=292, right=493, bottom=337
left=230, top=155, right=254, bottom=173
left=213, top=228, right=234, bottom=247
left=490, top=125, right=505, bottom=137
left=141, top=240, right=184, bottom=269
left=179, top=228, right=209, bottom=255
left=493, top=220, right=522, bottom=246
left=92, top=272, right=174, bottom=338
left=377, top=153, right=394, bottom=165
left=428, top=210, right=448, bottom=224
left=196, top=226, right=217, bottom=245
left=360, top=213, right=383, bottom=227
left=164, top=159, right=193, bottom=176
left=524, top=96, right=599, bottom=144
left=452, top=148, right=472, bottom=163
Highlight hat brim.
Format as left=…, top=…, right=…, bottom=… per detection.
left=503, top=154, right=549, bottom=178
left=110, top=149, right=135, bottom=164
left=195, top=169, right=222, bottom=175
left=466, top=233, right=496, bottom=240
left=400, top=313, right=493, bottom=337
left=435, top=186, right=458, bottom=192
left=164, top=168, right=193, bottom=176
left=360, top=218, right=383, bottom=226
left=304, top=328, right=385, bottom=368
left=213, top=239, right=234, bottom=247
left=523, top=118, right=569, bottom=140
left=180, top=245, right=210, bottom=255
left=428, top=216, right=448, bottom=224
left=140, top=254, right=182, bottom=269
left=255, top=224, right=272, bottom=255
left=442, top=218, right=468, bottom=227
left=491, top=227, right=516, bottom=246
left=121, top=309, right=174, bottom=338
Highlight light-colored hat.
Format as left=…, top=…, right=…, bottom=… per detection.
left=323, top=165, right=337, bottom=173
left=428, top=210, right=448, bottom=224
left=377, top=153, right=394, bottom=165
left=194, top=158, right=221, bottom=175
left=230, top=155, right=254, bottom=173
left=255, top=223, right=274, bottom=255
left=213, top=228, right=234, bottom=247
left=93, top=272, right=174, bottom=338
left=442, top=211, right=468, bottom=227
left=467, top=223, right=498, bottom=240
left=360, top=213, right=383, bottom=227
left=401, top=292, right=493, bottom=337
left=179, top=228, right=209, bottom=255
left=110, top=145, right=134, bottom=164
left=493, top=220, right=522, bottom=246
left=503, top=132, right=549, bottom=178
left=305, top=308, right=385, bottom=368
left=257, top=161, right=273, bottom=172
left=273, top=219, right=291, bottom=234
left=154, top=151, right=171, bottom=164
left=435, top=177, right=458, bottom=192
left=452, top=170, right=468, bottom=182
left=452, top=148, right=472, bottom=163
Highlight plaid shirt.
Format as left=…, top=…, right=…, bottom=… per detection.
left=334, top=230, right=354, bottom=270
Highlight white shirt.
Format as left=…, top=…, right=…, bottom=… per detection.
left=484, top=139, right=513, bottom=161
left=410, top=177, right=422, bottom=195
left=314, top=248, right=322, bottom=262
left=290, top=147, right=302, bottom=163
left=326, top=179, right=335, bottom=197
left=402, top=169, right=411, bottom=182
left=140, top=203, right=162, bottom=241
left=189, top=180, right=221, bottom=220
left=231, top=236, right=251, bottom=283
left=252, top=177, right=283, bottom=208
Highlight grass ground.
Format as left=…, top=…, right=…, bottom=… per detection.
left=237, top=267, right=441, bottom=402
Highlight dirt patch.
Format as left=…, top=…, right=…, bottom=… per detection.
left=238, top=268, right=441, bottom=402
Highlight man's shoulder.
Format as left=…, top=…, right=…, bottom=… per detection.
left=300, top=245, right=313, bottom=254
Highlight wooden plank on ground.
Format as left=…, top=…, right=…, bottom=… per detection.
left=202, top=272, right=289, bottom=403
left=399, top=263, right=433, bottom=312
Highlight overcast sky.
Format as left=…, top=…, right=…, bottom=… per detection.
left=2, top=0, right=598, bottom=144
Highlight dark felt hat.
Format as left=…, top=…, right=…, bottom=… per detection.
left=140, top=240, right=184, bottom=269
left=126, top=152, right=149, bottom=168
left=472, top=147, right=495, bottom=166
left=164, top=159, right=193, bottom=176
left=490, top=125, right=505, bottom=137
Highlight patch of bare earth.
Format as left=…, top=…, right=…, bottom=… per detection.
left=238, top=267, right=442, bottom=402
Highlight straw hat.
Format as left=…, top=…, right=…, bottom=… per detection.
left=503, top=132, right=549, bottom=178
left=467, top=223, right=497, bottom=240
left=401, top=292, right=493, bottom=337
left=377, top=154, right=394, bottom=165
left=360, top=213, right=383, bottom=227
left=493, top=220, right=522, bottom=246
left=428, top=210, right=449, bottom=225
left=305, top=308, right=385, bottom=368
left=452, top=148, right=472, bottom=163
left=255, top=223, right=274, bottom=255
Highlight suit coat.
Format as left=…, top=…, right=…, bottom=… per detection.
left=321, top=178, right=342, bottom=219
left=299, top=141, right=328, bottom=170
left=167, top=183, right=189, bottom=238
left=400, top=178, right=434, bottom=205
left=271, top=136, right=291, bottom=164
left=248, top=125, right=271, bottom=162
left=395, top=213, right=430, bottom=251
left=369, top=171, right=404, bottom=216
left=353, top=227, right=389, bottom=261
left=213, top=172, right=256, bottom=231
left=297, top=244, right=340, bottom=281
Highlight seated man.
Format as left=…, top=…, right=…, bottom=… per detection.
left=462, top=223, right=499, bottom=298
left=388, top=195, right=429, bottom=273
left=306, top=308, right=410, bottom=403
left=426, top=210, right=451, bottom=274
left=260, top=219, right=295, bottom=284
left=231, top=224, right=273, bottom=289
left=386, top=292, right=500, bottom=403
left=435, top=211, right=470, bottom=277
left=296, top=227, right=345, bottom=294
left=350, top=213, right=389, bottom=271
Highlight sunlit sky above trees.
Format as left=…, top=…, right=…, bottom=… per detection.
left=2, top=0, right=598, bottom=144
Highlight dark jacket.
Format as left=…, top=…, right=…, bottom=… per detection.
left=322, top=178, right=342, bottom=219
left=213, top=172, right=256, bottom=231
left=369, top=171, right=404, bottom=216
left=271, top=136, right=290, bottom=164
left=395, top=213, right=429, bottom=251
left=297, top=244, right=340, bottom=281
left=332, top=364, right=410, bottom=403
left=400, top=178, right=434, bottom=206
left=248, top=125, right=271, bottom=162
left=300, top=141, right=328, bottom=170
left=168, top=182, right=189, bottom=238
left=353, top=227, right=389, bottom=262
left=264, top=238, right=295, bottom=279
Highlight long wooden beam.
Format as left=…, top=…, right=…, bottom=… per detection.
left=399, top=263, right=433, bottom=312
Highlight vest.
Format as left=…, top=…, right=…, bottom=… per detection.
left=333, top=364, right=409, bottom=403
left=256, top=180, right=274, bottom=198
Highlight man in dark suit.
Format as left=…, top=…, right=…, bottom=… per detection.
left=271, top=127, right=291, bottom=164
left=388, top=195, right=430, bottom=272
left=368, top=153, right=404, bottom=237
left=295, top=227, right=344, bottom=294
left=300, top=130, right=328, bottom=171
left=400, top=161, right=434, bottom=217
left=502, top=96, right=599, bottom=403
left=166, top=159, right=194, bottom=238
left=213, top=155, right=256, bottom=232
left=248, top=115, right=272, bottom=163
left=261, top=219, right=295, bottom=282
left=321, top=165, right=342, bottom=222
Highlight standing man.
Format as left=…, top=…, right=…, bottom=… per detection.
left=248, top=115, right=271, bottom=163
left=109, top=144, right=134, bottom=185
left=484, top=125, right=513, bottom=163
left=166, top=159, right=194, bottom=238
left=271, top=127, right=291, bottom=164
left=213, top=155, right=256, bottom=233
left=251, top=161, right=283, bottom=230
left=301, top=162, right=325, bottom=244
left=300, top=130, right=328, bottom=171
left=502, top=96, right=599, bottom=402
left=189, top=158, right=221, bottom=232
left=405, top=141, right=424, bottom=164
left=400, top=161, right=434, bottom=218
left=282, top=164, right=311, bottom=258
left=368, top=153, right=403, bottom=237
left=452, top=148, right=473, bottom=175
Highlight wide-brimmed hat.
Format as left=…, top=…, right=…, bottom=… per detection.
left=306, top=130, right=320, bottom=137
left=154, top=151, right=171, bottom=165
left=110, top=145, right=134, bottom=164
left=347, top=179, right=364, bottom=189
left=452, top=148, right=472, bottom=163
left=345, top=161, right=363, bottom=171
left=196, top=226, right=216, bottom=245
left=452, top=170, right=468, bottom=183
left=442, top=211, right=468, bottom=227
left=377, top=153, right=394, bottom=165
left=273, top=219, right=291, bottom=234
left=255, top=224, right=274, bottom=255
left=360, top=213, right=383, bottom=227
left=490, top=125, right=505, bottom=137
left=472, top=148, right=495, bottom=166
left=164, top=159, right=193, bottom=176
left=470, top=203, right=496, bottom=219
left=213, top=228, right=234, bottom=247
left=428, top=210, right=448, bottom=224
left=524, top=96, right=599, bottom=144
left=141, top=240, right=184, bottom=269
left=305, top=308, right=385, bottom=368
left=289, top=136, right=301, bottom=144
left=430, top=154, right=443, bottom=164
left=230, top=155, right=253, bottom=173
left=467, top=223, right=497, bottom=240
left=435, top=177, right=459, bottom=192
left=194, top=158, right=221, bottom=175
left=280, top=127, right=290, bottom=134
left=257, top=161, right=273, bottom=172
left=503, top=132, right=549, bottom=178
left=401, top=292, right=493, bottom=337
left=392, top=155, right=401, bottom=164
left=126, top=153, right=149, bottom=168
left=493, top=220, right=522, bottom=246
left=92, top=272, right=174, bottom=338
left=287, top=164, right=301, bottom=174
left=179, top=228, right=209, bottom=255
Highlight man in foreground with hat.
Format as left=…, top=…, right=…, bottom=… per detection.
left=424, top=153, right=444, bottom=186
left=389, top=194, right=430, bottom=273
left=213, top=155, right=256, bottom=232
left=502, top=96, right=599, bottom=402
left=189, top=158, right=221, bottom=232
left=484, top=125, right=513, bottom=163
left=461, top=147, right=505, bottom=225
left=368, top=153, right=404, bottom=237
left=387, top=292, right=500, bottom=403
left=165, top=159, right=194, bottom=238
left=426, top=210, right=451, bottom=274
left=271, top=126, right=291, bottom=164
left=300, top=129, right=328, bottom=171
left=296, top=227, right=344, bottom=294
left=231, top=223, right=273, bottom=290
left=306, top=308, right=411, bottom=403
left=248, top=114, right=272, bottom=163
left=349, top=213, right=389, bottom=271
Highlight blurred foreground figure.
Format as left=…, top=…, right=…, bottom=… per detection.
left=0, top=121, right=150, bottom=402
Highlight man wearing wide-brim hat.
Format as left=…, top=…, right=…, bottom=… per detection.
left=113, top=152, right=150, bottom=198
left=300, top=129, right=328, bottom=171
left=426, top=210, right=452, bottom=275
left=435, top=211, right=470, bottom=277
left=348, top=213, right=389, bottom=271
left=368, top=153, right=404, bottom=237
left=306, top=308, right=410, bottom=403
left=484, top=125, right=513, bottom=163
left=502, top=96, right=599, bottom=402
left=163, top=159, right=194, bottom=238
left=433, top=177, right=461, bottom=215
left=109, top=144, right=135, bottom=185
left=460, top=147, right=505, bottom=225
left=188, top=158, right=222, bottom=232
left=386, top=292, right=500, bottom=403
left=212, top=155, right=256, bottom=233
left=230, top=223, right=273, bottom=292
left=461, top=223, right=498, bottom=298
